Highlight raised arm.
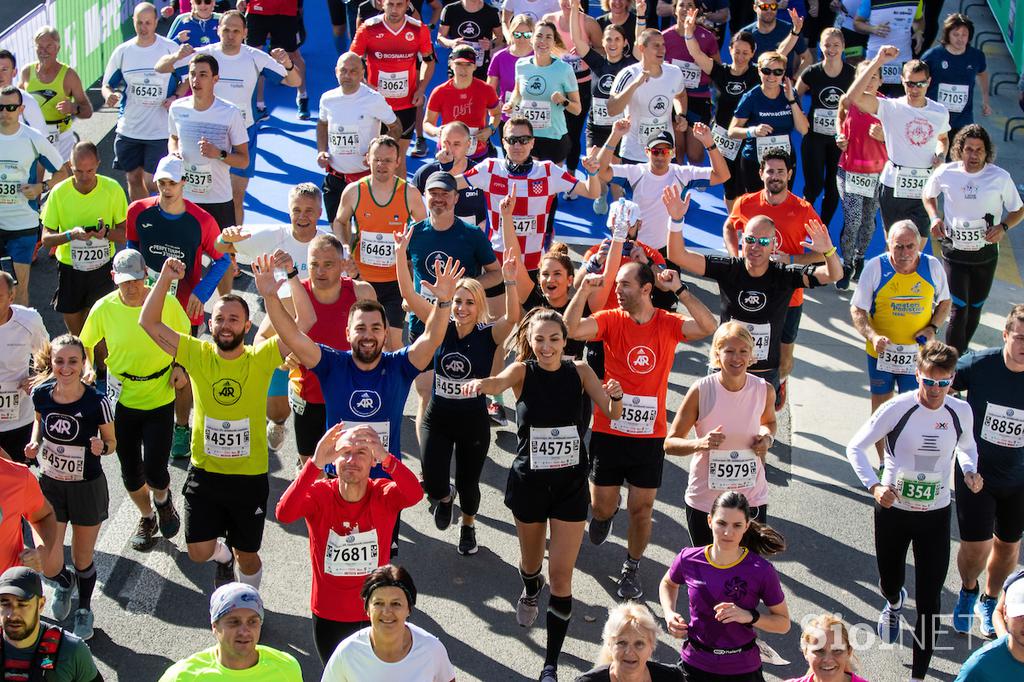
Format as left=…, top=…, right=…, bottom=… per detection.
left=407, top=257, right=466, bottom=370
left=565, top=276, right=602, bottom=341
left=568, top=0, right=591, bottom=59
left=393, top=229, right=435, bottom=323
left=682, top=9, right=714, bottom=74
left=847, top=46, right=901, bottom=116
left=654, top=268, right=717, bottom=340
left=492, top=255, right=522, bottom=342
left=252, top=253, right=319, bottom=367
left=139, top=258, right=186, bottom=357
left=662, top=184, right=707, bottom=276
left=578, top=364, right=623, bottom=420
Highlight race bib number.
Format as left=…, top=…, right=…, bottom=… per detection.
left=288, top=387, right=306, bottom=416
left=981, top=403, right=1024, bottom=448
left=948, top=218, right=988, bottom=252
left=105, top=374, right=123, bottom=413
left=880, top=62, right=902, bottom=85
left=434, top=373, right=470, bottom=400
left=843, top=171, right=878, bottom=198
left=672, top=59, right=702, bottom=89
left=812, top=108, right=838, bottom=136
left=146, top=267, right=179, bottom=296
left=324, top=528, right=379, bottom=576
left=0, top=161, right=25, bottom=205
left=638, top=117, right=669, bottom=144
left=745, top=322, right=771, bottom=362
left=40, top=440, right=85, bottom=482
left=518, top=99, right=552, bottom=129
left=897, top=470, right=941, bottom=511
left=529, top=426, right=581, bottom=470
left=937, top=83, right=969, bottom=113
left=329, top=126, right=360, bottom=156
left=204, top=417, right=250, bottom=458
left=708, top=449, right=759, bottom=491
left=456, top=214, right=481, bottom=228
left=712, top=124, right=740, bottom=161
left=611, top=394, right=658, bottom=435
left=346, top=421, right=390, bottom=451
left=359, top=232, right=397, bottom=268
left=892, top=166, right=930, bottom=200
left=377, top=70, right=409, bottom=99
left=755, top=134, right=791, bottom=163
left=590, top=99, right=617, bottom=127
left=183, top=162, right=213, bottom=196
left=128, top=72, right=165, bottom=106
left=467, top=41, right=486, bottom=67
left=45, top=125, right=59, bottom=146
left=0, top=390, right=20, bottom=422
left=512, top=216, right=537, bottom=236
left=69, top=237, right=111, bottom=272
left=876, top=343, right=917, bottom=375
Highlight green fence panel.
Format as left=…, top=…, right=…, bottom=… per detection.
left=54, top=0, right=134, bottom=87
left=988, top=0, right=1023, bottom=73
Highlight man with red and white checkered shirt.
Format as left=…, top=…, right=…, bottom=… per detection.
left=457, top=116, right=601, bottom=279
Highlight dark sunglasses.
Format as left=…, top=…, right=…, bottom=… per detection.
left=512, top=31, right=533, bottom=39
left=647, top=147, right=673, bottom=156
left=920, top=376, right=954, bottom=388
left=904, top=79, right=929, bottom=88
left=760, top=67, right=785, bottom=77
left=505, top=134, right=533, bottom=146
left=194, top=0, right=215, bottom=4
left=743, top=235, right=773, bottom=246
left=0, top=104, right=20, bottom=112
left=757, top=3, right=778, bottom=10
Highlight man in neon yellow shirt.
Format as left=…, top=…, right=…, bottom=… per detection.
left=80, top=249, right=190, bottom=554
left=140, top=256, right=290, bottom=590
left=39, top=141, right=127, bottom=335
left=158, top=582, right=301, bottom=681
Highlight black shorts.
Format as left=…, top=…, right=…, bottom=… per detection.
left=196, top=200, right=235, bottom=231
left=586, top=123, right=613, bottom=150
left=589, top=431, right=666, bottom=489
left=292, top=398, right=328, bottom=456
left=182, top=466, right=269, bottom=553
left=113, top=135, right=167, bottom=174
left=686, top=96, right=713, bottom=125
left=0, top=423, right=34, bottom=464
left=505, top=469, right=590, bottom=524
left=245, top=13, right=301, bottom=52
left=955, top=471, right=1024, bottom=543
left=395, top=107, right=417, bottom=140
left=326, top=0, right=346, bottom=25
left=531, top=136, right=570, bottom=165
left=369, top=279, right=406, bottom=328
left=52, top=262, right=116, bottom=314
left=781, top=304, right=802, bottom=345
left=41, top=473, right=109, bottom=526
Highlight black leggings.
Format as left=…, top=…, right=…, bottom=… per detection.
left=420, top=401, right=492, bottom=517
left=114, top=401, right=174, bottom=492
left=879, top=183, right=930, bottom=237
left=801, top=132, right=841, bottom=226
left=942, top=257, right=998, bottom=355
left=564, top=86, right=592, bottom=173
left=874, top=502, right=951, bottom=680
left=312, top=613, right=368, bottom=664
left=686, top=503, right=768, bottom=548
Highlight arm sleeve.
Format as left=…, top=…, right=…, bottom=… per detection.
left=462, top=159, right=489, bottom=189
left=30, top=312, right=49, bottom=354
left=550, top=165, right=580, bottom=194
left=228, top=109, right=247, bottom=146
left=759, top=561, right=786, bottom=607
left=846, top=401, right=899, bottom=489
left=275, top=459, right=320, bottom=523
left=419, top=24, right=434, bottom=57
left=350, top=24, right=367, bottom=56
left=79, top=306, right=104, bottom=349
left=954, top=404, right=979, bottom=475
left=192, top=252, right=230, bottom=303
left=35, top=134, right=63, bottom=173
left=21, top=467, right=47, bottom=520
left=850, top=258, right=880, bottom=311
left=611, top=65, right=635, bottom=95
left=474, top=229, right=498, bottom=265
left=591, top=309, right=611, bottom=343
left=1002, top=172, right=1024, bottom=213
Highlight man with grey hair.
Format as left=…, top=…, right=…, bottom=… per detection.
left=102, top=3, right=186, bottom=202
left=317, top=51, right=401, bottom=223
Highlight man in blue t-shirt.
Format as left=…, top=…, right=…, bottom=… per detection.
left=741, top=2, right=811, bottom=77
left=954, top=571, right=1024, bottom=680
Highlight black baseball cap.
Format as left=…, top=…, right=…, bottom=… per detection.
left=0, top=567, right=43, bottom=599
left=424, top=171, right=458, bottom=192
left=646, top=131, right=675, bottom=149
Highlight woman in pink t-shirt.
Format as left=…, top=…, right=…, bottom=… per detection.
left=487, top=14, right=535, bottom=119
left=785, top=613, right=872, bottom=682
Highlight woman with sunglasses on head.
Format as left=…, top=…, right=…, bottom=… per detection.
left=846, top=340, right=982, bottom=682
left=728, top=51, right=808, bottom=194
left=795, top=27, right=855, bottom=229
left=488, top=14, right=535, bottom=119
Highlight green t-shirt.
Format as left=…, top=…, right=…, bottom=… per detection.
left=158, top=645, right=301, bottom=681
left=80, top=290, right=190, bottom=410
left=175, top=334, right=281, bottom=475
left=40, top=175, right=127, bottom=268
left=1, top=628, right=101, bottom=682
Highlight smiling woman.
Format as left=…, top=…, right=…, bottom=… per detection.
left=575, top=601, right=685, bottom=681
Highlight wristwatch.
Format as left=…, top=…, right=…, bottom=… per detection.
left=674, top=283, right=688, bottom=297
left=286, top=268, right=299, bottom=279
left=219, top=149, right=228, bottom=161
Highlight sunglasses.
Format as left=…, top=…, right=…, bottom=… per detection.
left=505, top=135, right=533, bottom=146
left=904, top=80, right=929, bottom=88
left=194, top=0, right=214, bottom=4
left=760, top=67, right=785, bottom=77
left=920, top=377, right=954, bottom=388
left=757, top=3, right=778, bottom=10
left=0, top=104, right=20, bottom=112
left=743, top=236, right=773, bottom=246
left=512, top=31, right=533, bottom=39
left=647, top=147, right=673, bottom=156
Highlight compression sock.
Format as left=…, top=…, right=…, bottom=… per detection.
left=520, top=567, right=543, bottom=597
left=544, top=594, right=573, bottom=667
left=46, top=566, right=75, bottom=589
left=237, top=566, right=263, bottom=589
left=75, top=563, right=97, bottom=610
left=208, top=539, right=232, bottom=564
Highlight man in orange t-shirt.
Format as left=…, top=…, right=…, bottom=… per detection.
left=724, top=151, right=824, bottom=409
left=565, top=261, right=717, bottom=601
left=0, top=456, right=58, bottom=576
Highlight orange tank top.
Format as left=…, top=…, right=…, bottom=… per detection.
left=352, top=177, right=411, bottom=283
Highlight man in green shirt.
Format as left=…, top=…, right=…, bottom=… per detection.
left=140, top=256, right=291, bottom=590
left=39, top=141, right=127, bottom=335
left=80, top=249, right=190, bottom=554
left=159, top=583, right=300, bottom=681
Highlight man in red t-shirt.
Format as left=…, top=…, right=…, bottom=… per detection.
left=424, top=45, right=500, bottom=162
left=565, top=261, right=717, bottom=601
left=351, top=0, right=435, bottom=175
left=0, top=457, right=58, bottom=576
left=724, top=151, right=823, bottom=409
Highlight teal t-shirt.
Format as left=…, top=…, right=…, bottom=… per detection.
left=955, top=635, right=1024, bottom=681
left=513, top=57, right=577, bottom=139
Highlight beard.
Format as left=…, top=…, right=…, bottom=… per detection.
left=2, top=612, right=38, bottom=643
left=765, top=179, right=786, bottom=195
left=214, top=330, right=245, bottom=352
left=352, top=339, right=383, bottom=364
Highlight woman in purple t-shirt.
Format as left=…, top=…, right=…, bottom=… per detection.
left=784, top=613, right=871, bottom=682
left=658, top=491, right=791, bottom=682
left=487, top=14, right=535, bottom=118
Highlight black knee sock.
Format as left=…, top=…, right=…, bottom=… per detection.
left=46, top=566, right=74, bottom=589
left=520, top=567, right=543, bottom=597
left=544, top=594, right=573, bottom=667
left=75, top=563, right=97, bottom=611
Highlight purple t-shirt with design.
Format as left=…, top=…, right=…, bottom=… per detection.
left=488, top=48, right=531, bottom=115
left=668, top=545, right=785, bottom=675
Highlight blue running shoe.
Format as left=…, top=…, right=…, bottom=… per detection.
left=877, top=587, right=907, bottom=644
left=976, top=594, right=997, bottom=638
left=952, top=587, right=979, bottom=633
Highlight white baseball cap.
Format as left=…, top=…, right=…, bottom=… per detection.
left=1006, top=575, right=1024, bottom=618
left=154, top=156, right=183, bottom=183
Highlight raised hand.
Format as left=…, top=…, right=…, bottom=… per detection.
left=251, top=253, right=280, bottom=297
left=876, top=45, right=899, bottom=63
left=655, top=268, right=681, bottom=291
left=424, top=257, right=465, bottom=302
left=803, top=219, right=834, bottom=253
left=499, top=183, right=517, bottom=218
left=612, top=117, right=631, bottom=136
left=501, top=251, right=518, bottom=281
left=691, top=121, right=713, bottom=147
left=788, top=8, right=804, bottom=34
left=161, top=257, right=186, bottom=282
left=661, top=184, right=692, bottom=222
left=312, top=421, right=347, bottom=469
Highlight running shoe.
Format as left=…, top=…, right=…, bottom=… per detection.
left=267, top=420, right=287, bottom=452
left=516, top=574, right=545, bottom=628
left=434, top=485, right=456, bottom=531
left=877, top=587, right=907, bottom=644
left=49, top=570, right=76, bottom=622
left=170, top=424, right=191, bottom=459
left=71, top=608, right=94, bottom=641
left=411, top=137, right=428, bottom=157
left=214, top=553, right=236, bottom=590
left=774, top=379, right=788, bottom=411
left=130, top=515, right=159, bottom=552
left=952, top=587, right=979, bottom=633
left=976, top=594, right=997, bottom=638
left=155, top=493, right=181, bottom=539
left=617, top=559, right=643, bottom=600
left=593, top=194, right=609, bottom=215
left=539, top=664, right=558, bottom=682
left=588, top=508, right=618, bottom=546
left=458, top=525, right=478, bottom=556
left=297, top=95, right=310, bottom=120
left=487, top=400, right=507, bottom=426
left=254, top=106, right=269, bottom=123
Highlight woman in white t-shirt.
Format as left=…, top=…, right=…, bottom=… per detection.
left=321, top=565, right=457, bottom=682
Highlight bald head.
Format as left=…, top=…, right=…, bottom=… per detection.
left=133, top=2, right=157, bottom=19
left=336, top=52, right=364, bottom=90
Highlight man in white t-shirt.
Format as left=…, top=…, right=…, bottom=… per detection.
left=156, top=10, right=301, bottom=227
left=845, top=45, right=949, bottom=241
left=607, top=28, right=688, bottom=163
left=0, top=51, right=45, bottom=135
left=317, top=52, right=401, bottom=223
left=0, top=271, right=48, bottom=464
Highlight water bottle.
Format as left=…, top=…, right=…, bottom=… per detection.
left=612, top=198, right=628, bottom=242
left=341, top=243, right=351, bottom=278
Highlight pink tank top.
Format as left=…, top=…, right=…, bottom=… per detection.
left=686, top=373, right=769, bottom=512
left=839, top=99, right=888, bottom=175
